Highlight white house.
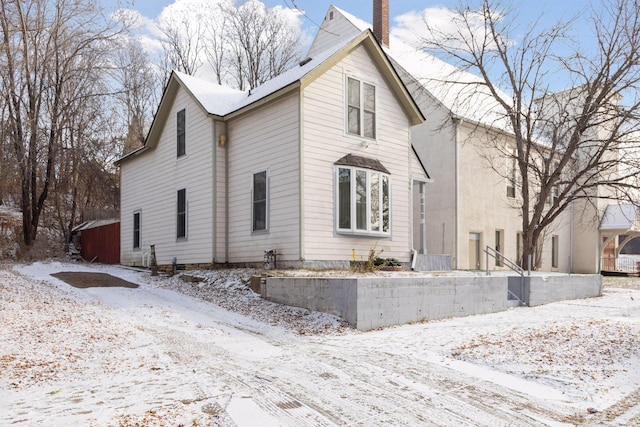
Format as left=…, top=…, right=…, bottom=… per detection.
left=308, top=2, right=625, bottom=274
left=117, top=30, right=429, bottom=270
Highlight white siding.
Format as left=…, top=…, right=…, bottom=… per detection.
left=226, top=93, right=301, bottom=263
left=301, top=45, right=415, bottom=262
left=307, top=7, right=361, bottom=58
left=214, top=120, right=227, bottom=263
left=120, top=87, right=215, bottom=266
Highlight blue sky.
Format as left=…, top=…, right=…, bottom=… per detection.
left=111, top=0, right=588, bottom=35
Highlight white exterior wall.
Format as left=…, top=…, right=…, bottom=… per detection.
left=301, top=45, right=418, bottom=263
left=455, top=124, right=574, bottom=272
left=226, top=93, right=301, bottom=263
left=413, top=113, right=574, bottom=272
left=307, top=7, right=360, bottom=58
left=411, top=103, right=457, bottom=259
left=214, top=120, right=227, bottom=263
left=120, top=87, right=215, bottom=266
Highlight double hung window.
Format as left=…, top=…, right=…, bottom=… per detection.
left=347, top=77, right=376, bottom=139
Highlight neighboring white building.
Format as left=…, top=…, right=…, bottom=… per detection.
left=117, top=31, right=429, bottom=270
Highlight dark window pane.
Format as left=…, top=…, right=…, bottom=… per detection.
left=363, top=83, right=375, bottom=111
left=347, top=78, right=361, bottom=135
left=356, top=170, right=367, bottom=230
left=253, top=171, right=267, bottom=231
left=382, top=175, right=389, bottom=232
left=370, top=173, right=379, bottom=231
left=133, top=212, right=140, bottom=249
left=338, top=168, right=351, bottom=229
left=364, top=111, right=375, bottom=138
left=177, top=189, right=186, bottom=238
left=177, top=109, right=185, bottom=157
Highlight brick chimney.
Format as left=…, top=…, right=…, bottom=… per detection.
left=373, top=0, right=389, bottom=47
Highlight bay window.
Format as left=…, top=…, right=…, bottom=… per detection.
left=337, top=166, right=389, bottom=234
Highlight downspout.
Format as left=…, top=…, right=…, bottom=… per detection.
left=570, top=199, right=574, bottom=275
left=224, top=121, right=229, bottom=263
left=453, top=116, right=461, bottom=270
left=212, top=119, right=217, bottom=263
left=411, top=248, right=418, bottom=270
left=298, top=88, right=305, bottom=264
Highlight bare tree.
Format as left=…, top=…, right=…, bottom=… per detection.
left=223, top=0, right=302, bottom=90
left=0, top=0, right=124, bottom=246
left=417, top=0, right=640, bottom=268
left=158, top=5, right=205, bottom=86
left=158, top=0, right=303, bottom=90
left=202, top=1, right=231, bottom=85
left=113, top=37, right=158, bottom=155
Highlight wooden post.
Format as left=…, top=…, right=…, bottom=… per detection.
left=150, top=244, right=158, bottom=276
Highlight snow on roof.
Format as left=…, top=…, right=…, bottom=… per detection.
left=600, top=204, right=640, bottom=231
left=172, top=73, right=246, bottom=116
left=175, top=32, right=361, bottom=117
left=333, top=6, right=512, bottom=130
left=72, top=219, right=120, bottom=233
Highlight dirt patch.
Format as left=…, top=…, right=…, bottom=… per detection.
left=51, top=272, right=139, bottom=289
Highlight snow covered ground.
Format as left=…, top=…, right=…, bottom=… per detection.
left=1, top=261, right=640, bottom=426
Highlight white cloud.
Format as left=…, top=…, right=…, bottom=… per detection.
left=391, top=6, right=506, bottom=51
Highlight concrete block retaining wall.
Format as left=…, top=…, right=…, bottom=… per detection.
left=526, top=275, right=602, bottom=306
left=265, top=276, right=519, bottom=330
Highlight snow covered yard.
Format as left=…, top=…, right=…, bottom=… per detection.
left=1, top=262, right=639, bottom=426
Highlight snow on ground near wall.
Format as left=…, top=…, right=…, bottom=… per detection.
left=0, top=261, right=639, bottom=426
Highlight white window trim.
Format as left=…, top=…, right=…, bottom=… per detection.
left=344, top=74, right=378, bottom=141
left=251, top=168, right=270, bottom=234
left=335, top=165, right=391, bottom=236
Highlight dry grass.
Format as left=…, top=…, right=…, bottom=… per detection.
left=603, top=276, right=640, bottom=290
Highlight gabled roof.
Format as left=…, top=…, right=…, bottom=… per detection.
left=319, top=6, right=511, bottom=131
left=117, top=29, right=424, bottom=165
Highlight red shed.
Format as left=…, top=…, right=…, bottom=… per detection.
left=72, top=219, right=120, bottom=264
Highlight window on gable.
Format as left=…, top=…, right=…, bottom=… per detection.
left=177, top=188, right=187, bottom=239
left=337, top=166, right=389, bottom=235
left=252, top=170, right=268, bottom=232
left=347, top=77, right=376, bottom=139
left=133, top=212, right=141, bottom=249
left=177, top=109, right=186, bottom=157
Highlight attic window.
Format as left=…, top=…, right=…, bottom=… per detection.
left=329, top=11, right=334, bottom=20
